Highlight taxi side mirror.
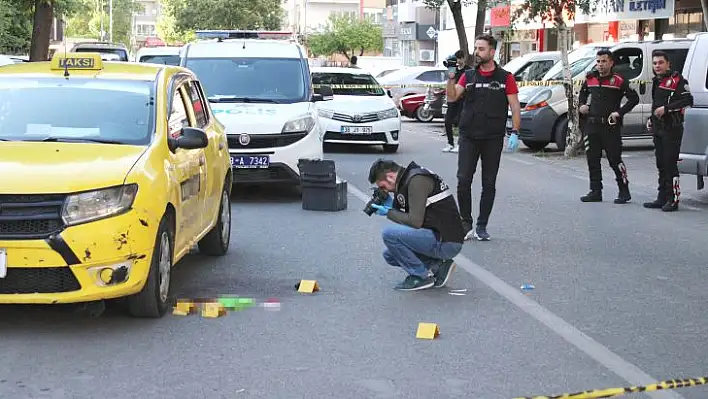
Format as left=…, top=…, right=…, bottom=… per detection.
left=168, top=126, right=208, bottom=153
left=387, top=89, right=393, bottom=98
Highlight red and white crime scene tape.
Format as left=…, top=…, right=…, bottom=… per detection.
left=514, top=376, right=708, bottom=399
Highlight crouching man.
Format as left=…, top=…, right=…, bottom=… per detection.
left=368, top=159, right=465, bottom=291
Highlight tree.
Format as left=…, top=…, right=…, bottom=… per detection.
left=307, top=14, right=383, bottom=60
left=0, top=0, right=33, bottom=54
left=157, top=0, right=284, bottom=42
left=65, top=0, right=143, bottom=47
left=422, top=0, right=493, bottom=63
left=513, top=0, right=610, bottom=157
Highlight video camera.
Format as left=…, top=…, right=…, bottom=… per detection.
left=363, top=187, right=390, bottom=216
left=442, top=55, right=457, bottom=68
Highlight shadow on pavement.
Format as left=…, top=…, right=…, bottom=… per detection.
left=230, top=184, right=301, bottom=204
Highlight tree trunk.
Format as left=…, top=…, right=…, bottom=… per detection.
left=558, top=23, right=581, bottom=158
left=701, top=0, right=708, bottom=30
left=447, top=0, right=469, bottom=60
left=473, top=0, right=486, bottom=38
left=29, top=0, right=53, bottom=62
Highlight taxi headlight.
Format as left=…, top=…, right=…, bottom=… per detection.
left=377, top=107, right=399, bottom=120
left=282, top=115, right=316, bottom=133
left=62, top=184, right=138, bottom=226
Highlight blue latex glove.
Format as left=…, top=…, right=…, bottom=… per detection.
left=507, top=131, right=519, bottom=152
left=370, top=204, right=390, bottom=216
left=383, top=193, right=394, bottom=208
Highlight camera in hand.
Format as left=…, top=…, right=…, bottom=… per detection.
left=442, top=55, right=457, bottom=68
left=363, top=187, right=390, bottom=216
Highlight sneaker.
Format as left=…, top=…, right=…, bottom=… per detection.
left=395, top=275, right=435, bottom=291
left=450, top=145, right=459, bottom=153
left=433, top=260, right=456, bottom=288
left=462, top=220, right=474, bottom=241
left=473, top=225, right=490, bottom=241
left=442, top=144, right=454, bottom=152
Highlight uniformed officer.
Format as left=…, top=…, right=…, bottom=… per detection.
left=578, top=49, right=640, bottom=204
left=643, top=50, right=693, bottom=212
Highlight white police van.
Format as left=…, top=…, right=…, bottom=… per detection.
left=180, top=30, right=333, bottom=189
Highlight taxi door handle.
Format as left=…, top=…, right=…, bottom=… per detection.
left=199, top=155, right=205, bottom=166
left=219, top=141, right=224, bottom=150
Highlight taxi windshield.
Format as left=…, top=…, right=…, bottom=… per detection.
left=184, top=57, right=307, bottom=104
left=0, top=78, right=155, bottom=145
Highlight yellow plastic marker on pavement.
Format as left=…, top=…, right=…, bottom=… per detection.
left=172, top=300, right=196, bottom=316
left=416, top=322, right=440, bottom=340
left=201, top=302, right=227, bottom=318
left=297, top=280, right=319, bottom=293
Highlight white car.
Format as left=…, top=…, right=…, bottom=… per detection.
left=179, top=30, right=332, bottom=188
left=311, top=67, right=401, bottom=153
left=135, top=46, right=182, bottom=65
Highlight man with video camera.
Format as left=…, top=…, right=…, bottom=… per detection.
left=366, top=159, right=465, bottom=291
left=442, top=50, right=470, bottom=153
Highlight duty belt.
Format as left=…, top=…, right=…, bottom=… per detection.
left=586, top=116, right=612, bottom=124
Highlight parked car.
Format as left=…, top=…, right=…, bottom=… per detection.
left=377, top=66, right=448, bottom=107
left=312, top=67, right=401, bottom=153
left=678, top=32, right=708, bottom=189
left=71, top=42, right=130, bottom=61
left=400, top=90, right=445, bottom=122
left=503, top=51, right=562, bottom=82
left=510, top=39, right=693, bottom=151
left=135, top=46, right=182, bottom=65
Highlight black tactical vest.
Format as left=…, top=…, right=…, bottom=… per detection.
left=393, top=161, right=465, bottom=244
left=458, top=64, right=511, bottom=139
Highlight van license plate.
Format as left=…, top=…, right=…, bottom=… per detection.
left=341, top=126, right=372, bottom=134
left=0, top=248, right=6, bottom=278
left=231, top=155, right=270, bottom=169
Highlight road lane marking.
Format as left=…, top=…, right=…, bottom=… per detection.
left=346, top=181, right=685, bottom=399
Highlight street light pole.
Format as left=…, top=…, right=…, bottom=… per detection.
left=109, top=0, right=113, bottom=42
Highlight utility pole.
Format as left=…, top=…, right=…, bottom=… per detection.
left=109, top=0, right=113, bottom=42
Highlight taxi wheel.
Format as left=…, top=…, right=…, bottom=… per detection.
left=128, top=215, right=173, bottom=318
left=198, top=185, right=231, bottom=256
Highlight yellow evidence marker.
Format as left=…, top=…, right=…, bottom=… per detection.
left=297, top=280, right=319, bottom=293
left=416, top=323, right=440, bottom=340
left=201, top=302, right=227, bottom=318
left=172, top=300, right=196, bottom=316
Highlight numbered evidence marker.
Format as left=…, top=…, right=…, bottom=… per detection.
left=296, top=280, right=319, bottom=294
left=416, top=322, right=440, bottom=340
left=201, top=302, right=227, bottom=318
left=173, top=299, right=196, bottom=316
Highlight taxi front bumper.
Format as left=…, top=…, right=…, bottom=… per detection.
left=0, top=210, right=157, bottom=304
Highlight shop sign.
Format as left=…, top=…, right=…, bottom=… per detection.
left=575, top=0, right=675, bottom=23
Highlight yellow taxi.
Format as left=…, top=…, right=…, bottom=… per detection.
left=0, top=53, right=233, bottom=318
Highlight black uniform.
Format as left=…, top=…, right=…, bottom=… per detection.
left=456, top=63, right=512, bottom=233
left=444, top=65, right=470, bottom=147
left=394, top=161, right=465, bottom=244
left=578, top=71, right=639, bottom=203
left=643, top=71, right=693, bottom=211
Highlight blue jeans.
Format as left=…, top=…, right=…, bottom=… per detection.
left=382, top=224, right=463, bottom=278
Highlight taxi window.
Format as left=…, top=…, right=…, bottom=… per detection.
left=0, top=78, right=154, bottom=145
left=186, top=81, right=208, bottom=128
left=169, top=87, right=190, bottom=138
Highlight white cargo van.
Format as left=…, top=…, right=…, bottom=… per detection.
left=180, top=30, right=333, bottom=189
left=677, top=32, right=708, bottom=189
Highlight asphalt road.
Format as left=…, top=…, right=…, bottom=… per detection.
left=1, top=119, right=708, bottom=399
